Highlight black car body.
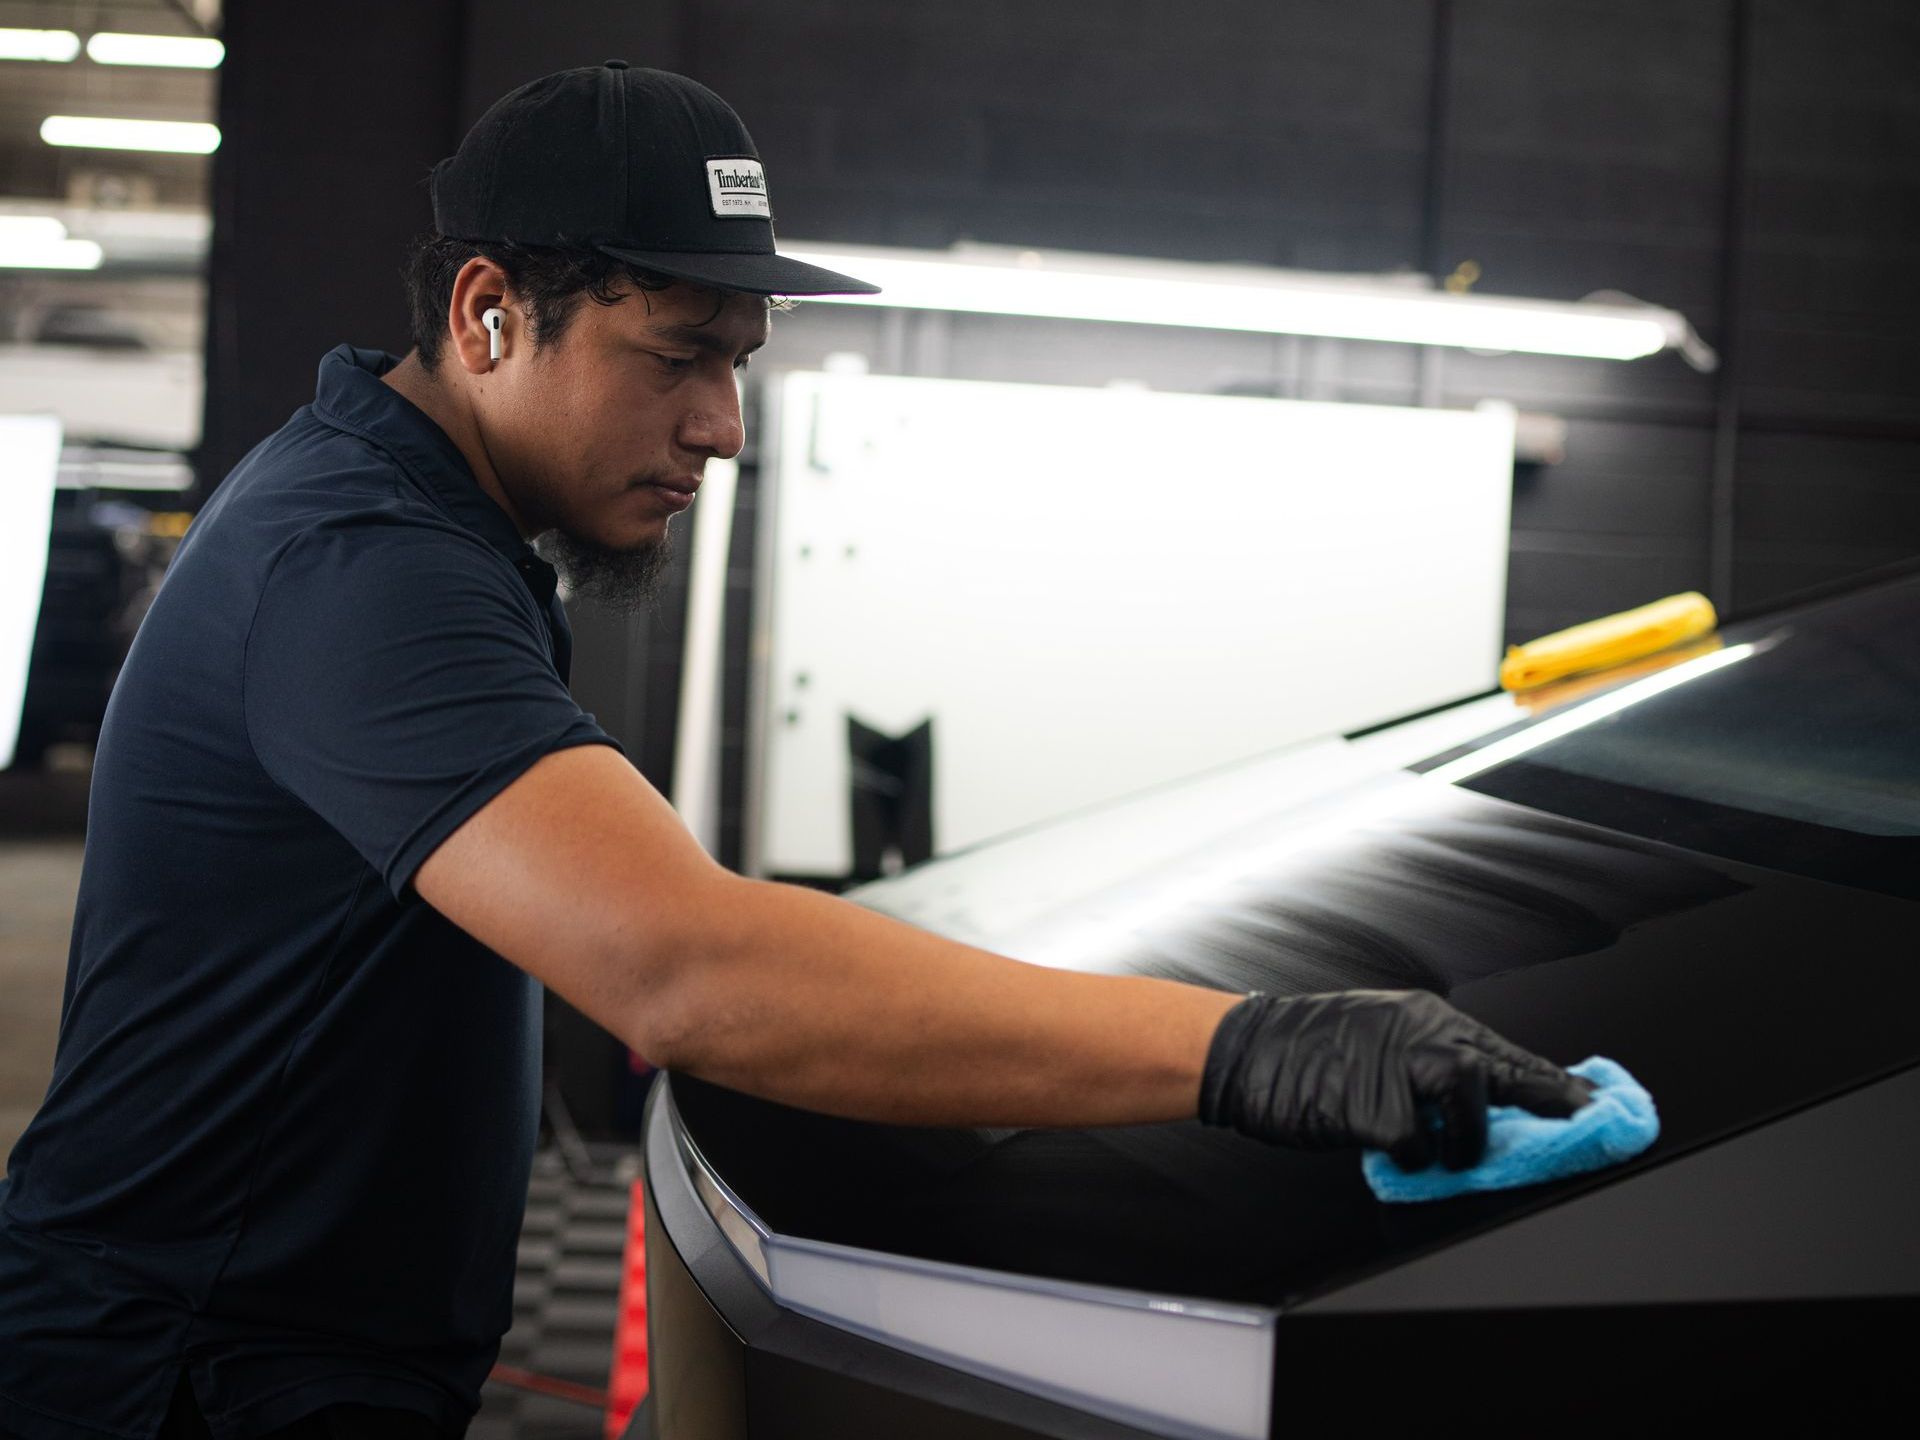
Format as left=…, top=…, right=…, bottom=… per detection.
left=640, top=565, right=1920, bottom=1437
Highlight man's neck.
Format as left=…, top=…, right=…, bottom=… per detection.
left=381, top=352, right=536, bottom=539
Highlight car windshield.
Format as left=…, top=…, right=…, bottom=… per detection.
left=1414, top=568, right=1920, bottom=898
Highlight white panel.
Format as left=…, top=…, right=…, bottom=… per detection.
left=759, top=372, right=1514, bottom=876
left=0, top=414, right=62, bottom=768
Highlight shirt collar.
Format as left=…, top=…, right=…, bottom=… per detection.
left=310, top=344, right=559, bottom=608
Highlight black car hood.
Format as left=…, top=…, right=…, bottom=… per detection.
left=673, top=778, right=1920, bottom=1309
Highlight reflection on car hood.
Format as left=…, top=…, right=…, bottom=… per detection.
left=676, top=778, right=1920, bottom=1308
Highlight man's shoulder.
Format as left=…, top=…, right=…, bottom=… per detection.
left=197, top=417, right=485, bottom=579
left=219, top=405, right=439, bottom=525
left=240, top=530, right=530, bottom=674
left=242, top=496, right=537, bottom=657
left=179, top=406, right=535, bottom=657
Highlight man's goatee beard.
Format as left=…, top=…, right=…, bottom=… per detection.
left=534, top=526, right=676, bottom=616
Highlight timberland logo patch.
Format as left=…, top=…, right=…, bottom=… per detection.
left=706, top=158, right=770, bottom=219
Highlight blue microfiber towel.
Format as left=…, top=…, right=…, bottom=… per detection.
left=1362, top=1056, right=1658, bottom=1203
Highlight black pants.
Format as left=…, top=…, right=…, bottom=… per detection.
left=159, top=1371, right=453, bottom=1439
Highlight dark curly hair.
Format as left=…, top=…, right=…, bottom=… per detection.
left=402, top=233, right=742, bottom=370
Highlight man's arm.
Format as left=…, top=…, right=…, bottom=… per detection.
left=414, top=743, right=1243, bottom=1129
left=417, top=742, right=1593, bottom=1163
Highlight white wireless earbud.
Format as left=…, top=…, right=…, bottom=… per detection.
left=482, top=307, right=506, bottom=364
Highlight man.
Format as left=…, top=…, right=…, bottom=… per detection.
left=0, top=64, right=1589, bottom=1440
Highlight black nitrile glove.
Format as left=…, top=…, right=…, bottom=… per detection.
left=1198, top=990, right=1595, bottom=1172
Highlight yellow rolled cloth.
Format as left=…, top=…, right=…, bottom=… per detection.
left=1499, top=591, right=1719, bottom=692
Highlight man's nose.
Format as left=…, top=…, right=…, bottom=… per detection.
left=681, top=375, right=746, bottom=460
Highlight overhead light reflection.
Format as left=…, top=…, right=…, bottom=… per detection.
left=1023, top=776, right=1457, bottom=973
left=1018, top=643, right=1761, bottom=974
left=1423, top=642, right=1760, bottom=787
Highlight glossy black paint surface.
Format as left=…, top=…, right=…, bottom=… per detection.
left=672, top=571, right=1920, bottom=1312
left=674, top=780, right=1920, bottom=1308
left=1435, top=569, right=1920, bottom=898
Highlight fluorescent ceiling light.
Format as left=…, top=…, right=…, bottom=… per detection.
left=780, top=241, right=1714, bottom=367
left=86, top=32, right=225, bottom=68
left=0, top=234, right=104, bottom=270
left=0, top=205, right=211, bottom=269
left=0, top=215, right=68, bottom=244
left=40, top=115, right=220, bottom=154
left=0, top=27, right=80, bottom=61
left=0, top=238, right=104, bottom=270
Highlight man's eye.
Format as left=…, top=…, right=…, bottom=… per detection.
left=653, top=353, right=695, bottom=372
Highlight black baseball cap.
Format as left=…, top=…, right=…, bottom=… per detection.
left=430, top=61, right=879, bottom=297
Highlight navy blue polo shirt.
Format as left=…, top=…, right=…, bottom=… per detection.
left=0, top=345, right=623, bottom=1439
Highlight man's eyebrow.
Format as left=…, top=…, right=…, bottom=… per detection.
left=648, top=322, right=768, bottom=355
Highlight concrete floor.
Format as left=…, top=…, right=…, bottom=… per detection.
left=0, top=750, right=91, bottom=1165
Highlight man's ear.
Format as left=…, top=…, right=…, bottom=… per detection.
left=447, top=257, right=510, bottom=377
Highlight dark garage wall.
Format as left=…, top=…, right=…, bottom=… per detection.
left=206, top=0, right=1920, bottom=681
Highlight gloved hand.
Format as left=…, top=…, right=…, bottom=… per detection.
left=1198, top=990, right=1595, bottom=1172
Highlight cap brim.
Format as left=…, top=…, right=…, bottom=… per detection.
left=598, top=244, right=880, bottom=296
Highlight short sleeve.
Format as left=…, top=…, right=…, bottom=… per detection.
left=243, top=523, right=623, bottom=899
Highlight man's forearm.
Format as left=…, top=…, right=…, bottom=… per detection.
left=649, top=874, right=1243, bottom=1129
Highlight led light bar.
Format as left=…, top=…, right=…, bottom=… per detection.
left=0, top=241, right=103, bottom=270
left=0, top=27, right=80, bottom=61
left=0, top=216, right=68, bottom=245
left=780, top=241, right=1713, bottom=367
left=0, top=214, right=102, bottom=270
left=86, top=32, right=225, bottom=69
left=40, top=115, right=220, bottom=154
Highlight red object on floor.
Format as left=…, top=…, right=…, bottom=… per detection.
left=604, top=1177, right=650, bottom=1439
left=489, top=1364, right=608, bottom=1410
